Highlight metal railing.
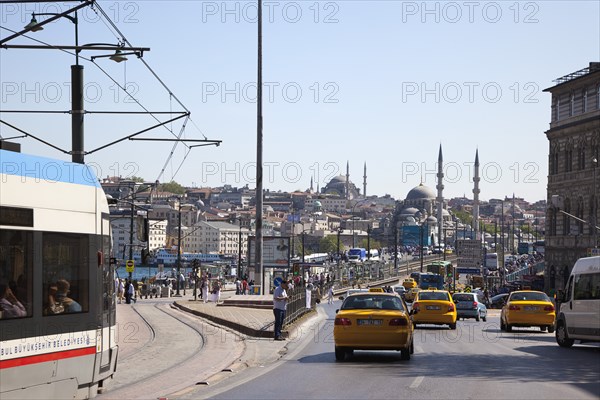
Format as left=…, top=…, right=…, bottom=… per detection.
left=283, top=285, right=316, bottom=326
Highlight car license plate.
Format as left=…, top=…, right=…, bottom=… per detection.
left=357, top=319, right=382, bottom=326
left=524, top=306, right=538, bottom=311
left=426, top=305, right=441, bottom=310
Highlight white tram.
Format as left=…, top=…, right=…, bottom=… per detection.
left=0, top=148, right=118, bottom=399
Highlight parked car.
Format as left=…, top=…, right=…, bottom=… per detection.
left=500, top=290, right=555, bottom=333
left=333, top=293, right=414, bottom=361
left=452, top=292, right=487, bottom=322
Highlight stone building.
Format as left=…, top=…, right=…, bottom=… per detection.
left=544, top=62, right=600, bottom=292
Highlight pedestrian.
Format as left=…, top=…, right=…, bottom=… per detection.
left=126, top=280, right=134, bottom=304
left=272, top=280, right=289, bottom=341
left=201, top=277, right=209, bottom=303
left=118, top=279, right=124, bottom=304
left=327, top=285, right=334, bottom=304
left=241, top=278, right=248, bottom=295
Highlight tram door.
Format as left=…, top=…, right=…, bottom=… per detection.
left=99, top=213, right=115, bottom=371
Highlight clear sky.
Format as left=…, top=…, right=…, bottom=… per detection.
left=1, top=0, right=599, bottom=203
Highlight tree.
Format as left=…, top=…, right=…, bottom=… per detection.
left=130, top=176, right=145, bottom=183
left=319, top=235, right=338, bottom=254
left=160, top=180, right=186, bottom=195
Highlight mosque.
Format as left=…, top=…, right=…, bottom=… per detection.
left=312, top=147, right=482, bottom=249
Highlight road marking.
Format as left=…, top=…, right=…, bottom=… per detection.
left=409, top=376, right=425, bottom=389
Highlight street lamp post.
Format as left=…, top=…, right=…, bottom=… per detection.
left=351, top=199, right=371, bottom=248
left=302, top=231, right=306, bottom=263
left=176, top=198, right=182, bottom=296
left=367, top=227, right=372, bottom=260
left=420, top=223, right=424, bottom=273
left=593, top=157, right=598, bottom=249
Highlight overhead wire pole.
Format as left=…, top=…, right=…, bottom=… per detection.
left=255, top=0, right=264, bottom=294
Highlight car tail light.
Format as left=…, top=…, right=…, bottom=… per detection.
left=389, top=318, right=408, bottom=326
left=335, top=317, right=352, bottom=326
left=472, top=301, right=478, bottom=309
left=508, top=305, right=520, bottom=311
left=448, top=303, right=455, bottom=312
left=544, top=305, right=555, bottom=312
left=412, top=302, right=419, bottom=312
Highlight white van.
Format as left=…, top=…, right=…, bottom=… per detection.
left=556, top=256, right=600, bottom=347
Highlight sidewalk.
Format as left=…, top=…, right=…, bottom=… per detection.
left=174, top=292, right=308, bottom=338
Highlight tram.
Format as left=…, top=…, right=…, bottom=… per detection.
left=0, top=148, right=118, bottom=399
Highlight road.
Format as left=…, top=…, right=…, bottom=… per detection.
left=197, top=301, right=600, bottom=400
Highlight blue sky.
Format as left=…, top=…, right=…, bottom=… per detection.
left=1, top=1, right=599, bottom=203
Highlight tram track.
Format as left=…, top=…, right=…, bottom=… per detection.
left=102, top=301, right=209, bottom=398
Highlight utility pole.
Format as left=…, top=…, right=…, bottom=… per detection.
left=128, top=184, right=135, bottom=280
left=176, top=198, right=182, bottom=296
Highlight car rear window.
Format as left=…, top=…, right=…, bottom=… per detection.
left=418, top=292, right=449, bottom=301
left=341, top=295, right=406, bottom=311
left=453, top=294, right=474, bottom=302
left=509, top=292, right=549, bottom=302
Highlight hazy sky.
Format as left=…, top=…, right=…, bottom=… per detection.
left=1, top=1, right=599, bottom=203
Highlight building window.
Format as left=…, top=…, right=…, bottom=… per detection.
left=556, top=96, right=561, bottom=120
left=582, top=88, right=588, bottom=112
left=563, top=198, right=571, bottom=236
left=549, top=208, right=557, bottom=236
left=570, top=92, right=575, bottom=116
left=578, top=147, right=586, bottom=170
left=576, top=197, right=584, bottom=235
left=564, top=147, right=573, bottom=173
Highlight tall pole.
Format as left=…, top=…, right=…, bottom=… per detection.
left=420, top=223, right=424, bottom=273
left=129, top=186, right=134, bottom=280
left=367, top=227, right=371, bottom=260
left=176, top=200, right=181, bottom=296
left=255, top=0, right=264, bottom=294
left=71, top=11, right=84, bottom=164
left=593, top=158, right=597, bottom=248
left=238, top=220, right=242, bottom=278
left=394, top=225, right=398, bottom=271
left=302, top=232, right=305, bottom=263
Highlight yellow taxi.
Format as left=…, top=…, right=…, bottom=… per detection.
left=368, top=287, right=385, bottom=293
left=411, top=289, right=457, bottom=329
left=334, top=293, right=414, bottom=361
left=404, top=287, right=420, bottom=303
left=500, top=290, right=556, bottom=333
left=402, top=278, right=417, bottom=289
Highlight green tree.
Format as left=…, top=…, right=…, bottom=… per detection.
left=160, top=180, right=186, bottom=195
left=130, top=176, right=145, bottom=183
left=319, top=235, right=338, bottom=254
left=359, top=238, right=382, bottom=250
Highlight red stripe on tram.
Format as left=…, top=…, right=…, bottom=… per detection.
left=0, top=346, right=96, bottom=369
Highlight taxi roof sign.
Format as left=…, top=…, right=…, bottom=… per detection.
left=126, top=259, right=135, bottom=272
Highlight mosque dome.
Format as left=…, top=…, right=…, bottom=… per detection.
left=406, top=183, right=436, bottom=201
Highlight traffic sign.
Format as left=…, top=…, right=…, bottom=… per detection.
left=274, top=277, right=284, bottom=287
left=456, top=240, right=482, bottom=269
left=125, top=259, right=135, bottom=273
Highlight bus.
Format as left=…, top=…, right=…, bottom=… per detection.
left=426, top=261, right=452, bottom=276
left=534, top=240, right=545, bottom=255
left=518, top=242, right=533, bottom=255
left=484, top=253, right=499, bottom=271
left=417, top=272, right=445, bottom=290
left=1, top=148, right=118, bottom=399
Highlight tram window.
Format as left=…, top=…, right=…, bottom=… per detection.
left=0, top=230, right=33, bottom=319
left=42, top=232, right=89, bottom=315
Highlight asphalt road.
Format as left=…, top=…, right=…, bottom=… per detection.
left=201, top=301, right=600, bottom=400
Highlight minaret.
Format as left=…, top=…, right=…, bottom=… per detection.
left=310, top=176, right=314, bottom=193
left=473, top=149, right=481, bottom=241
left=346, top=161, right=350, bottom=200
left=363, top=162, right=367, bottom=198
left=436, top=145, right=444, bottom=246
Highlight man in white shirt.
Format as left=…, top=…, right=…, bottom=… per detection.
left=273, top=280, right=289, bottom=341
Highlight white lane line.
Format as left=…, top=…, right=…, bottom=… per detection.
left=409, top=376, right=425, bottom=389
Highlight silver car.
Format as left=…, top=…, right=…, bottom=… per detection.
left=452, top=292, right=488, bottom=322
